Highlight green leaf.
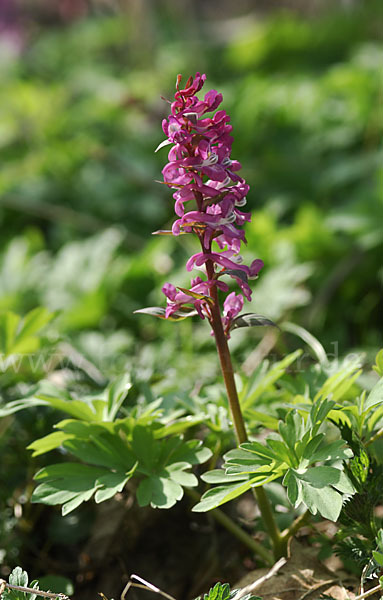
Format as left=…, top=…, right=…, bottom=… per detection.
left=301, top=433, right=325, bottom=461
left=31, top=463, right=105, bottom=514
left=15, top=381, right=97, bottom=420
left=230, top=313, right=278, bottom=331
left=31, top=419, right=211, bottom=513
left=193, top=581, right=261, bottom=600
left=37, top=394, right=97, bottom=421
left=240, top=350, right=303, bottom=409
left=209, top=423, right=355, bottom=519
left=2, top=566, right=40, bottom=600
left=364, top=376, right=383, bottom=411
left=366, top=403, right=383, bottom=433
left=9, top=566, right=29, bottom=588
left=43, top=422, right=135, bottom=473
left=154, top=415, right=205, bottom=437
left=266, top=438, right=295, bottom=465
left=307, top=439, right=353, bottom=464
left=243, top=409, right=279, bottom=430
left=62, top=490, right=97, bottom=516
left=3, top=375, right=131, bottom=422
left=0, top=308, right=54, bottom=358
left=201, top=469, right=248, bottom=484
left=279, top=410, right=305, bottom=451
left=349, top=450, right=369, bottom=484
left=294, top=430, right=312, bottom=461
left=0, top=397, right=49, bottom=417
left=228, top=441, right=277, bottom=463
left=376, top=528, right=383, bottom=551
left=57, top=419, right=111, bottom=437
left=192, top=479, right=255, bottom=512
left=105, top=374, right=132, bottom=421
left=34, top=462, right=101, bottom=481
left=32, top=479, right=96, bottom=508
left=136, top=476, right=153, bottom=506
left=283, top=469, right=301, bottom=506
left=27, top=431, right=71, bottom=457
left=286, top=466, right=355, bottom=521
left=94, top=471, right=132, bottom=503
left=0, top=312, right=22, bottom=356
left=301, top=479, right=343, bottom=521
left=172, top=439, right=212, bottom=465
left=132, top=425, right=159, bottom=469
left=63, top=435, right=134, bottom=471
left=280, top=322, right=328, bottom=365
left=315, top=356, right=362, bottom=403
left=132, top=430, right=210, bottom=509
left=194, top=582, right=230, bottom=600
left=136, top=476, right=183, bottom=509
left=225, top=464, right=269, bottom=475
left=78, top=376, right=133, bottom=422
left=221, top=269, right=249, bottom=284
left=177, top=287, right=214, bottom=304
left=309, top=398, right=336, bottom=430
left=300, top=465, right=347, bottom=487
left=330, top=470, right=355, bottom=494
left=134, top=306, right=198, bottom=321
left=165, top=463, right=198, bottom=487
left=14, top=307, right=54, bottom=345
left=373, top=350, right=383, bottom=377
left=195, top=582, right=231, bottom=600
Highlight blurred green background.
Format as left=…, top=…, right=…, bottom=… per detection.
left=0, top=0, right=381, bottom=597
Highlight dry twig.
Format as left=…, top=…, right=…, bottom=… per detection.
left=231, top=557, right=287, bottom=600
left=0, top=579, right=69, bottom=599
left=121, top=574, right=176, bottom=600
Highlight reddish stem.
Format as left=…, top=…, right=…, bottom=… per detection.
left=205, top=257, right=284, bottom=558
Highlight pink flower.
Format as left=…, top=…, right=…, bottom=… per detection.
left=186, top=252, right=263, bottom=300
left=157, top=73, right=263, bottom=336
left=223, top=292, right=244, bottom=336
left=162, top=278, right=228, bottom=320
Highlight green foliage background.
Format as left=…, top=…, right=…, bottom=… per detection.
left=0, top=0, right=381, bottom=597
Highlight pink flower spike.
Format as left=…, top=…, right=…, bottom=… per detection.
left=156, top=73, right=263, bottom=331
